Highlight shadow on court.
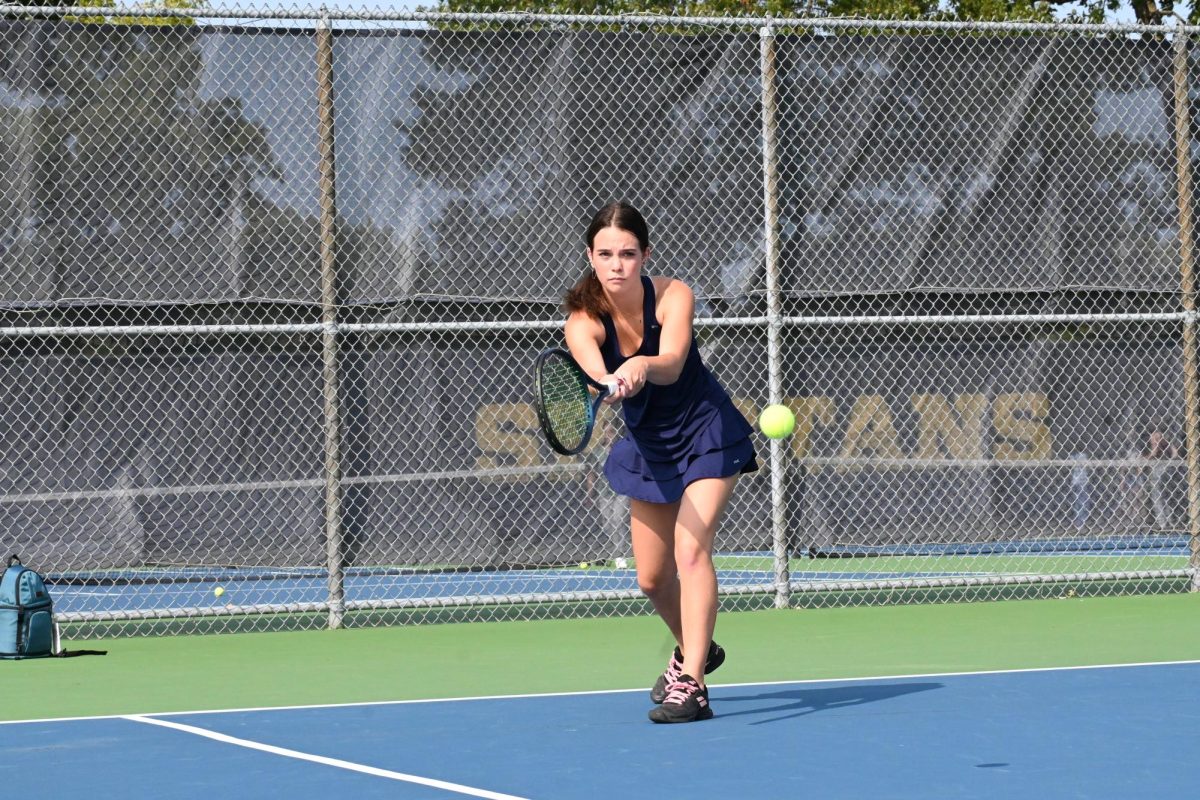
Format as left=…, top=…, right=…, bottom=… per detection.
left=715, top=681, right=943, bottom=725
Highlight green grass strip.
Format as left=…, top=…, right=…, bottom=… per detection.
left=5, top=592, right=1198, bottom=722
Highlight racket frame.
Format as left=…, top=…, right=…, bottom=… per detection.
left=533, top=348, right=616, bottom=456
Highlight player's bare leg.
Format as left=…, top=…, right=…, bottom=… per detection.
left=630, top=497, right=683, bottom=642
left=674, top=475, right=738, bottom=686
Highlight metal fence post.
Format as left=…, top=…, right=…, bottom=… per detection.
left=760, top=21, right=789, bottom=608
left=1171, top=23, right=1200, bottom=594
left=1172, top=23, right=1200, bottom=592
left=316, top=11, right=347, bottom=625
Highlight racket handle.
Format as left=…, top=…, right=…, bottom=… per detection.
left=601, top=380, right=619, bottom=396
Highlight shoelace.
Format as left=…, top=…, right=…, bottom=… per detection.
left=663, top=651, right=684, bottom=683
left=662, top=679, right=699, bottom=706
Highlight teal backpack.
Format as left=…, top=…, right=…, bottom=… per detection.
left=0, top=555, right=57, bottom=659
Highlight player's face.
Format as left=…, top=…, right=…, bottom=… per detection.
left=588, top=226, right=648, bottom=296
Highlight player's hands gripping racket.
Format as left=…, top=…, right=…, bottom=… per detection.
left=534, top=348, right=619, bottom=456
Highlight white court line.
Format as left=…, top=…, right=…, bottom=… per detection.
left=5, top=657, right=1199, bottom=726
left=125, top=714, right=529, bottom=800
left=59, top=589, right=129, bottom=593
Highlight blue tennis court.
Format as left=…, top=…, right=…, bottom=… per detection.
left=49, top=565, right=1001, bottom=615
left=45, top=535, right=1190, bottom=616
left=6, top=661, right=1197, bottom=799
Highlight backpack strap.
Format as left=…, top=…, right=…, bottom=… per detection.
left=7, top=554, right=19, bottom=568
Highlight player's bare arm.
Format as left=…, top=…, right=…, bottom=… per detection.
left=565, top=310, right=623, bottom=404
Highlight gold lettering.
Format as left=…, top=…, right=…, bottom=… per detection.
left=787, top=396, right=837, bottom=474
left=475, top=403, right=540, bottom=480
left=911, top=393, right=989, bottom=460
left=840, top=394, right=903, bottom=470
left=992, top=392, right=1052, bottom=460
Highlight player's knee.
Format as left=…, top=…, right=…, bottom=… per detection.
left=673, top=545, right=713, bottom=576
left=637, top=570, right=674, bottom=598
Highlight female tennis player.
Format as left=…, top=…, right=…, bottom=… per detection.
left=563, top=201, right=758, bottom=723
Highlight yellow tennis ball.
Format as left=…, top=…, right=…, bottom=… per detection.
left=214, top=586, right=225, bottom=598
left=758, top=404, right=796, bottom=439
left=579, top=561, right=590, bottom=570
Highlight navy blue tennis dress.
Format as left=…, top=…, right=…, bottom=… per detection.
left=601, top=275, right=759, bottom=503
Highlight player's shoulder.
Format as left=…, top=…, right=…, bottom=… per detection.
left=565, top=308, right=605, bottom=340
left=652, top=276, right=695, bottom=308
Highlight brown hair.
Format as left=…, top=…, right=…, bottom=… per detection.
left=563, top=201, right=651, bottom=318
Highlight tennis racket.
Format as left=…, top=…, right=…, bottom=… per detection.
left=533, top=348, right=618, bottom=456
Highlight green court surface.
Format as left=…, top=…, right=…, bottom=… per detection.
left=6, top=592, right=1199, bottom=723
left=731, top=554, right=1191, bottom=575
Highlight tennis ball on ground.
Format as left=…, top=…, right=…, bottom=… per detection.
left=579, top=561, right=590, bottom=570
left=758, top=404, right=796, bottom=439
left=214, top=586, right=225, bottom=598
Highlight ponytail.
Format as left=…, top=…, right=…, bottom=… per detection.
left=563, top=269, right=608, bottom=318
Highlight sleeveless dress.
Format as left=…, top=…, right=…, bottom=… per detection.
left=600, top=275, right=759, bottom=503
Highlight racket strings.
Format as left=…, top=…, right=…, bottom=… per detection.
left=539, top=357, right=592, bottom=452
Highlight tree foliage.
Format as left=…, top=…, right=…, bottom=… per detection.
left=432, top=0, right=1178, bottom=25
left=2, top=0, right=198, bottom=25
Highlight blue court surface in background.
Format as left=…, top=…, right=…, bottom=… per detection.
left=4, top=661, right=1198, bottom=799
left=49, top=568, right=988, bottom=614
left=47, top=537, right=1189, bottom=615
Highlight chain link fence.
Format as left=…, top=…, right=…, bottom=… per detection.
left=2, top=5, right=1198, bottom=636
